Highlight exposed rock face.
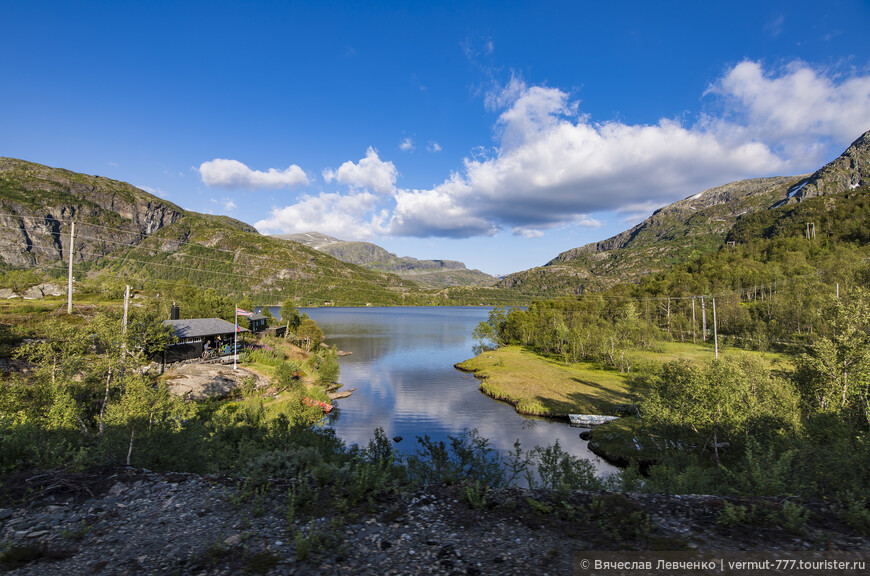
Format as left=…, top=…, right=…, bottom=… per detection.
left=794, top=131, right=870, bottom=201
left=21, top=283, right=65, bottom=299
left=0, top=158, right=185, bottom=267
left=497, top=129, right=870, bottom=294
left=550, top=175, right=800, bottom=265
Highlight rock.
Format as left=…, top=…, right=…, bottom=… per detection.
left=161, top=364, right=268, bottom=400
left=109, top=482, right=128, bottom=496
left=0, top=158, right=185, bottom=268
left=224, top=534, right=242, bottom=547
left=22, top=284, right=63, bottom=299
left=1, top=469, right=866, bottom=575
left=327, top=388, right=355, bottom=400
left=0, top=508, right=12, bottom=520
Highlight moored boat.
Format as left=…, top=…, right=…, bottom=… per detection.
left=569, top=414, right=618, bottom=427
left=303, top=397, right=334, bottom=413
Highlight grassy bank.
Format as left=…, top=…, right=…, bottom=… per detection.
left=457, top=343, right=791, bottom=420
left=456, top=345, right=633, bottom=417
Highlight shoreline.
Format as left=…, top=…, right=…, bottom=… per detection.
left=454, top=345, right=632, bottom=419
left=454, top=361, right=571, bottom=419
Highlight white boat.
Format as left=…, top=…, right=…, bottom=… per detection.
left=569, top=414, right=619, bottom=427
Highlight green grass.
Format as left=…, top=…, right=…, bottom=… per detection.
left=457, top=342, right=792, bottom=419
left=640, top=341, right=792, bottom=370
left=457, top=345, right=632, bottom=417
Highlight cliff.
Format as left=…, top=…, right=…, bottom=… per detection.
left=0, top=158, right=184, bottom=267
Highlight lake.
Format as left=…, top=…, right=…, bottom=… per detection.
left=270, top=306, right=615, bottom=475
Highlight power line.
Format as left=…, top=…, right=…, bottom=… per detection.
left=1, top=212, right=551, bottom=295
left=20, top=245, right=534, bottom=304
left=3, top=212, right=844, bottom=304
left=15, top=240, right=832, bottom=305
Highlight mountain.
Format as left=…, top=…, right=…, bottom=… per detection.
left=498, top=130, right=870, bottom=295
left=0, top=157, right=185, bottom=267
left=274, top=232, right=497, bottom=290
left=0, top=158, right=430, bottom=305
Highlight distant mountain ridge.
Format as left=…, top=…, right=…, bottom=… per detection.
left=274, top=232, right=497, bottom=290
left=0, top=159, right=429, bottom=305
left=3, top=129, right=867, bottom=302
left=497, top=129, right=870, bottom=294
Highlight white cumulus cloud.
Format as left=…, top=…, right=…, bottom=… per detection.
left=322, top=147, right=398, bottom=195
left=256, top=191, right=388, bottom=240
left=385, top=60, right=870, bottom=239
left=388, top=85, right=779, bottom=238
left=704, top=60, right=870, bottom=167
left=199, top=159, right=309, bottom=189
left=254, top=60, right=870, bottom=243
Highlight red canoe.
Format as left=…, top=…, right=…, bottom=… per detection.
left=303, top=397, right=333, bottom=413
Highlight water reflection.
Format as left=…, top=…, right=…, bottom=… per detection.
left=276, top=306, right=615, bottom=475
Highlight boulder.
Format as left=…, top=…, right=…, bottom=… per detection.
left=162, top=364, right=269, bottom=400
left=21, top=283, right=64, bottom=299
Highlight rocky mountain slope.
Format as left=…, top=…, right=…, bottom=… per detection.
left=0, top=159, right=427, bottom=305
left=0, top=158, right=185, bottom=268
left=498, top=129, right=870, bottom=295
left=275, top=232, right=497, bottom=290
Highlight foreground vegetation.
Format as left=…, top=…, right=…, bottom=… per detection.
left=0, top=288, right=612, bottom=511
left=2, top=184, right=869, bottom=537
left=465, top=198, right=870, bottom=528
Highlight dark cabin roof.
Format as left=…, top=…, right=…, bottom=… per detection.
left=164, top=318, right=249, bottom=339
left=249, top=313, right=268, bottom=321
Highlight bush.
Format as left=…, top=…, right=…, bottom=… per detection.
left=274, top=361, right=304, bottom=393
left=534, top=440, right=601, bottom=492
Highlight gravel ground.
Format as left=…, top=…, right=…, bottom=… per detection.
left=0, top=468, right=866, bottom=575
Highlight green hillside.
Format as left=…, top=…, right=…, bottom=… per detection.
left=0, top=159, right=533, bottom=306
left=497, top=130, right=870, bottom=295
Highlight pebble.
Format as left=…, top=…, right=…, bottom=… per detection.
left=0, top=472, right=864, bottom=576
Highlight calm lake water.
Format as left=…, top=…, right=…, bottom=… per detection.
left=270, top=306, right=615, bottom=475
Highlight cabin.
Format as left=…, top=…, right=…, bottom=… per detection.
left=247, top=313, right=269, bottom=333
left=162, top=318, right=250, bottom=362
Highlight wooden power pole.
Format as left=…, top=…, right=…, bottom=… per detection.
left=67, top=221, right=75, bottom=314
left=701, top=297, right=707, bottom=342
left=122, top=285, right=130, bottom=357
left=712, top=297, right=719, bottom=359
left=123, top=285, right=130, bottom=335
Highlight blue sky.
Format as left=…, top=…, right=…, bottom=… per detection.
left=3, top=1, right=870, bottom=276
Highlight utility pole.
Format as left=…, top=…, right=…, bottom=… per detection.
left=701, top=297, right=707, bottom=342
left=67, top=221, right=75, bottom=314
left=123, top=285, right=130, bottom=335
left=121, top=285, right=130, bottom=358
left=712, top=297, right=719, bottom=359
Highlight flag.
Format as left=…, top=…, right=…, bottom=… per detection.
left=236, top=307, right=253, bottom=317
